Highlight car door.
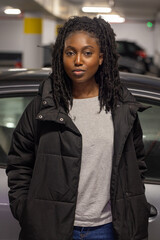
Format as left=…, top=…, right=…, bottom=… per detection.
left=136, top=95, right=160, bottom=240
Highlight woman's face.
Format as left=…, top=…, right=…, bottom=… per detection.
left=63, top=31, right=103, bottom=85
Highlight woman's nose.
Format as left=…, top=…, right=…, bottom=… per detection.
left=74, top=53, right=83, bottom=66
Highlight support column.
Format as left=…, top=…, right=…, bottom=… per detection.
left=23, top=14, right=43, bottom=68
left=41, top=18, right=57, bottom=67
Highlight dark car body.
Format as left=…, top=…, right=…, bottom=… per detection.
left=116, top=40, right=149, bottom=74
left=0, top=69, right=160, bottom=239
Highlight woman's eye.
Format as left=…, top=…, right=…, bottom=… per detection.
left=66, top=51, right=74, bottom=56
left=84, top=51, right=92, bottom=56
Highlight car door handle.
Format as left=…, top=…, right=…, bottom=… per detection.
left=149, top=204, right=158, bottom=218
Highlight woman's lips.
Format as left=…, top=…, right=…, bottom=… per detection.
left=72, top=70, right=85, bottom=77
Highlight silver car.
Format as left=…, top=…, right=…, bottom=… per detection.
left=0, top=69, right=160, bottom=239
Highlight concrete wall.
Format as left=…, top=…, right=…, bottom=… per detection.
left=153, top=13, right=160, bottom=67
left=0, top=19, right=24, bottom=52
left=111, top=21, right=154, bottom=57
left=0, top=17, right=57, bottom=68
left=0, top=17, right=159, bottom=68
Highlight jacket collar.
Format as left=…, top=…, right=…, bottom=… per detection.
left=36, top=76, right=81, bottom=135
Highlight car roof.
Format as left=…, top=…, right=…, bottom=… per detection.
left=116, top=41, right=144, bottom=49
left=0, top=68, right=51, bottom=96
left=0, top=68, right=160, bottom=98
left=120, top=72, right=160, bottom=93
left=0, top=68, right=50, bottom=82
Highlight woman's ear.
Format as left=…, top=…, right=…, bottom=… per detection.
left=99, top=53, right=104, bottom=65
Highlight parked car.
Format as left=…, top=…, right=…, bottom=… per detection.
left=116, top=40, right=149, bottom=74
left=0, top=69, right=160, bottom=239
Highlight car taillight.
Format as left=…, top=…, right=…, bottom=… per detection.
left=136, top=50, right=147, bottom=58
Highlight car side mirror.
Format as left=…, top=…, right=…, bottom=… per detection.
left=149, top=204, right=157, bottom=218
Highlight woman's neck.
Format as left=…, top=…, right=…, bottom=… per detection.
left=72, top=81, right=99, bottom=99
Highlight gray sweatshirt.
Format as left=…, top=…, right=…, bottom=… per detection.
left=69, top=96, right=114, bottom=227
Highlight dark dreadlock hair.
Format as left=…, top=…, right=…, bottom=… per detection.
left=51, top=16, right=121, bottom=113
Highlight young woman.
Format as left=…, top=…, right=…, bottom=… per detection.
left=6, top=16, right=150, bottom=240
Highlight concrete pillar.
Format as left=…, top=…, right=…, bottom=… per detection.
left=41, top=18, right=57, bottom=67
left=42, top=18, right=57, bottom=46
left=23, top=14, right=43, bottom=68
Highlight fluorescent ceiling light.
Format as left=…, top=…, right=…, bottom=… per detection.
left=82, top=7, right=112, bottom=13
left=97, top=14, right=125, bottom=23
left=4, top=8, right=21, bottom=15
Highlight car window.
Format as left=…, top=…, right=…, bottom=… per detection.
left=0, top=96, right=33, bottom=168
left=116, top=42, right=126, bottom=55
left=137, top=98, right=160, bottom=183
left=127, top=43, right=138, bottom=53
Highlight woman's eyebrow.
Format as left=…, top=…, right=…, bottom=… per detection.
left=65, top=45, right=95, bottom=50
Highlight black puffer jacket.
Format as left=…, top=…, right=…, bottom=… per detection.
left=6, top=77, right=150, bottom=240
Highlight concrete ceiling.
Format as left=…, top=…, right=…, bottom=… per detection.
left=0, top=0, right=55, bottom=19
left=0, top=0, right=160, bottom=21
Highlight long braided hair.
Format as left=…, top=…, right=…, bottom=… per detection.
left=51, top=16, right=121, bottom=113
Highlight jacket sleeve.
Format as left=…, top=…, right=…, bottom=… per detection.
left=6, top=95, right=41, bottom=221
left=133, top=114, right=147, bottom=180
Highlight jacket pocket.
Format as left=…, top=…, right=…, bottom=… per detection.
left=19, top=198, right=74, bottom=240
left=114, top=194, right=149, bottom=240
left=127, top=194, right=149, bottom=239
